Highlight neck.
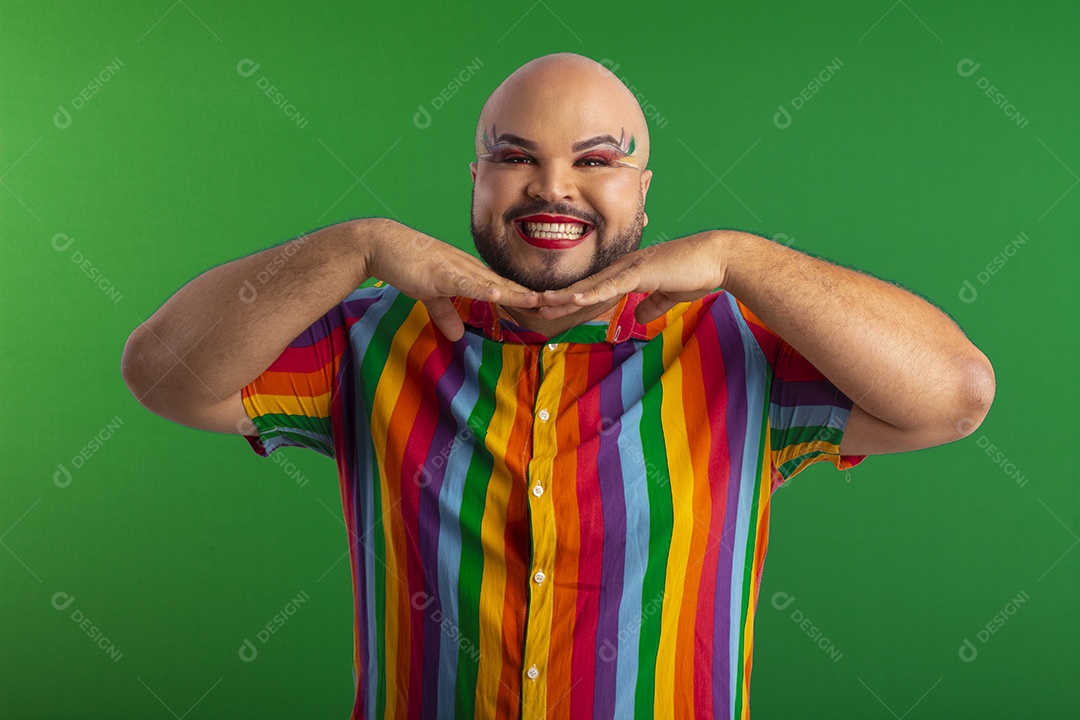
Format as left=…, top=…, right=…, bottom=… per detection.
left=498, top=296, right=623, bottom=339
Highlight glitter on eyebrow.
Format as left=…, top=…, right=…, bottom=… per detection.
left=478, top=124, right=639, bottom=167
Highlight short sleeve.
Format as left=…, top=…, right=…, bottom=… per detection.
left=240, top=286, right=378, bottom=459
left=733, top=297, right=867, bottom=489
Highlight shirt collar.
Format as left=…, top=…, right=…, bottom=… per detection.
left=451, top=292, right=683, bottom=344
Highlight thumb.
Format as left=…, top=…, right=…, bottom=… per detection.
left=635, top=290, right=708, bottom=324
left=634, top=292, right=678, bottom=325
left=423, top=297, right=465, bottom=342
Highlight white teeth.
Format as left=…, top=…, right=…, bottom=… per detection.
left=522, top=221, right=587, bottom=240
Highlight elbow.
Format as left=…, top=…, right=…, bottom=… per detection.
left=953, top=353, right=996, bottom=439
left=121, top=326, right=154, bottom=404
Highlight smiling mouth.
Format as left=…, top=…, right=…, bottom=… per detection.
left=513, top=214, right=595, bottom=249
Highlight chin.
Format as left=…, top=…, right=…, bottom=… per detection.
left=473, top=215, right=642, bottom=294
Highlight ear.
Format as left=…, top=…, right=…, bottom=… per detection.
left=470, top=161, right=478, bottom=182
left=641, top=169, right=653, bottom=226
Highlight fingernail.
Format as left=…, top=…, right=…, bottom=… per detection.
left=573, top=293, right=584, bottom=300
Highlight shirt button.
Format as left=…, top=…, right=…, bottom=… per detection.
left=527, top=665, right=539, bottom=680
left=534, top=570, right=546, bottom=584
left=532, top=484, right=544, bottom=497
left=547, top=343, right=558, bottom=350
left=538, top=409, right=550, bottom=421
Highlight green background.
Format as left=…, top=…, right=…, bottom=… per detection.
left=3, top=0, right=1076, bottom=717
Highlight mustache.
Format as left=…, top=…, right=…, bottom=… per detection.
left=502, top=201, right=603, bottom=228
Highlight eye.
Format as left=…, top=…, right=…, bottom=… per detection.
left=575, top=154, right=615, bottom=167
left=494, top=152, right=533, bottom=164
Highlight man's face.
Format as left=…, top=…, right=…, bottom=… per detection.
left=469, top=90, right=652, bottom=293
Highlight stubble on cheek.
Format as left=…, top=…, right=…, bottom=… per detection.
left=469, top=184, right=645, bottom=292
left=472, top=214, right=646, bottom=293
left=472, top=216, right=600, bottom=292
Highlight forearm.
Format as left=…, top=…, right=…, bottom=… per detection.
left=122, top=217, right=386, bottom=413
left=716, top=230, right=995, bottom=432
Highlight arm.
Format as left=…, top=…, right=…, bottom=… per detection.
left=121, top=217, right=540, bottom=435
left=533, top=229, right=996, bottom=456
left=715, top=231, right=995, bottom=455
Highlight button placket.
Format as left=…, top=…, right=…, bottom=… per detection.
left=521, top=342, right=563, bottom=712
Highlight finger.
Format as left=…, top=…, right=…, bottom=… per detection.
left=635, top=290, right=710, bottom=324
left=534, top=299, right=599, bottom=320
left=474, top=271, right=542, bottom=307
left=634, top=292, right=678, bottom=325
left=423, top=297, right=466, bottom=342
left=441, top=265, right=540, bottom=307
left=457, top=276, right=501, bottom=302
left=542, top=255, right=648, bottom=307
left=434, top=269, right=501, bottom=302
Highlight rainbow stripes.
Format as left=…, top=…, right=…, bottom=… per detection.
left=241, top=284, right=864, bottom=719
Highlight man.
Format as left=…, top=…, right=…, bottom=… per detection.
left=122, top=53, right=995, bottom=719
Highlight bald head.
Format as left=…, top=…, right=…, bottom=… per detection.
left=475, top=53, right=651, bottom=170
left=469, top=52, right=654, bottom=295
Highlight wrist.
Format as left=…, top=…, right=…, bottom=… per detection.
left=348, top=216, right=396, bottom=286
left=706, top=229, right=749, bottom=290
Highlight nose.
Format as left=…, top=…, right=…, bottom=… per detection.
left=527, top=162, right=577, bottom=203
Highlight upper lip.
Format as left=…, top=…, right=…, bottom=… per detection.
left=514, top=213, right=594, bottom=229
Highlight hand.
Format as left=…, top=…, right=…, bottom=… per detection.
left=535, top=230, right=731, bottom=324
left=362, top=220, right=541, bottom=341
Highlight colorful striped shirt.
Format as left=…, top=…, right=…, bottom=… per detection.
left=241, top=283, right=865, bottom=719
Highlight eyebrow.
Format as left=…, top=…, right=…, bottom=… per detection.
left=572, top=134, right=622, bottom=152
left=491, top=133, right=537, bottom=150
left=490, top=133, right=623, bottom=153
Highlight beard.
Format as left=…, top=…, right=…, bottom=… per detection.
left=471, top=196, right=646, bottom=293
